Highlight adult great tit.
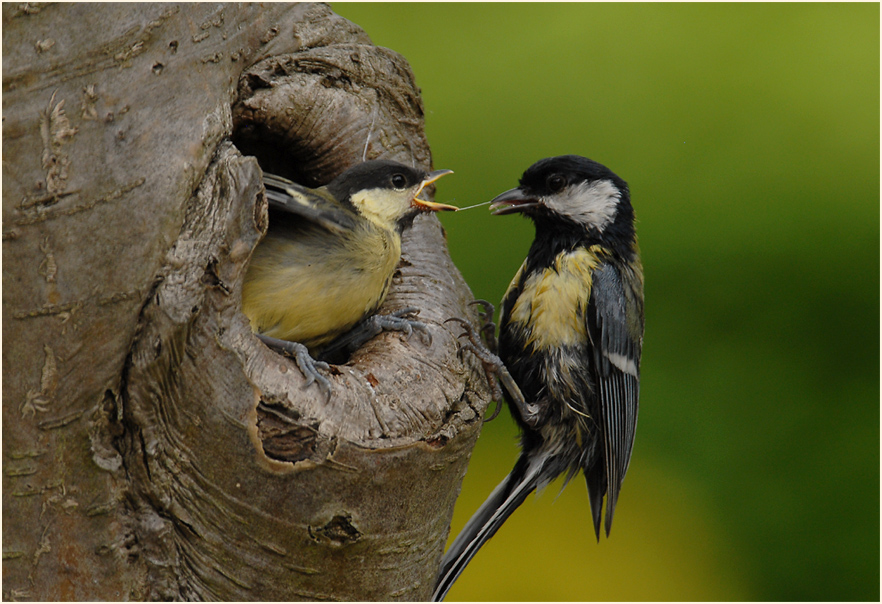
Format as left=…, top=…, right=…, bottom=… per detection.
left=434, top=155, right=644, bottom=600
left=242, top=160, right=455, bottom=390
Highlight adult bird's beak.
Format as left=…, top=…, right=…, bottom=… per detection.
left=413, top=169, right=458, bottom=211
left=489, top=187, right=542, bottom=215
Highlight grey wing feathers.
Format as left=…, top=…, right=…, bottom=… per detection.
left=586, top=261, right=644, bottom=537
left=262, top=173, right=358, bottom=234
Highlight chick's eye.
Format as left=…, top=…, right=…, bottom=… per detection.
left=391, top=174, right=407, bottom=190
left=547, top=174, right=566, bottom=192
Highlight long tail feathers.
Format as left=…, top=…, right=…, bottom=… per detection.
left=585, top=458, right=606, bottom=541
left=432, top=455, right=545, bottom=601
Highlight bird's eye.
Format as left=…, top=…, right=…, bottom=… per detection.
left=547, top=174, right=566, bottom=192
left=391, top=174, right=407, bottom=190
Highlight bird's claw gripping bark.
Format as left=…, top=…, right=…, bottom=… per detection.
left=370, top=307, right=432, bottom=345
left=445, top=316, right=536, bottom=425
left=318, top=307, right=432, bottom=363
left=257, top=334, right=332, bottom=398
left=468, top=299, right=498, bottom=354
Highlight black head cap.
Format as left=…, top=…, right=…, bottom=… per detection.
left=518, top=155, right=628, bottom=197
left=326, top=160, right=425, bottom=203
left=492, top=155, right=636, bottom=253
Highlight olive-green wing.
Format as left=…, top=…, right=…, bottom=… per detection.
left=263, top=173, right=359, bottom=235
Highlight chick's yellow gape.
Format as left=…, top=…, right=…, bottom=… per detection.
left=241, top=160, right=455, bottom=391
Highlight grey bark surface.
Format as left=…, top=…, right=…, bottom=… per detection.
left=2, top=4, right=489, bottom=600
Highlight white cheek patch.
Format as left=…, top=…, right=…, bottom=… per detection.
left=546, top=179, right=620, bottom=230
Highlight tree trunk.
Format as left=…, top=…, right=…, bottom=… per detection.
left=2, top=4, right=489, bottom=600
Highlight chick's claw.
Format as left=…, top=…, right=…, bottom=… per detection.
left=374, top=307, right=432, bottom=345
left=319, top=307, right=432, bottom=363
left=257, top=335, right=332, bottom=397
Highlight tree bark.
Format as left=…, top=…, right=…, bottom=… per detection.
left=2, top=4, right=489, bottom=600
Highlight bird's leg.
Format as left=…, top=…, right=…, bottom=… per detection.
left=319, top=307, right=432, bottom=363
left=468, top=299, right=498, bottom=354
left=445, top=317, right=543, bottom=427
left=257, top=335, right=332, bottom=397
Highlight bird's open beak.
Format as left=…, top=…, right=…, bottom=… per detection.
left=489, top=187, right=542, bottom=215
left=413, top=169, right=458, bottom=212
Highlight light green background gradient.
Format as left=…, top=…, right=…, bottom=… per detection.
left=334, top=3, right=879, bottom=600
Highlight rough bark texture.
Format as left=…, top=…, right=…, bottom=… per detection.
left=2, top=4, right=489, bottom=600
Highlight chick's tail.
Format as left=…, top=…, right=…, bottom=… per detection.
left=432, top=453, right=546, bottom=601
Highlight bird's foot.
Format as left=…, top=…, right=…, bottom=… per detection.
left=368, top=307, right=433, bottom=344
left=445, top=317, right=540, bottom=425
left=257, top=335, right=332, bottom=398
left=319, top=307, right=432, bottom=362
left=468, top=299, right=498, bottom=354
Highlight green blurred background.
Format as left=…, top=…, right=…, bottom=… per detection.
left=335, top=4, right=879, bottom=600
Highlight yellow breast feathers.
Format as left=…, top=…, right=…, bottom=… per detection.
left=241, top=224, right=401, bottom=349
left=509, top=247, right=604, bottom=351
